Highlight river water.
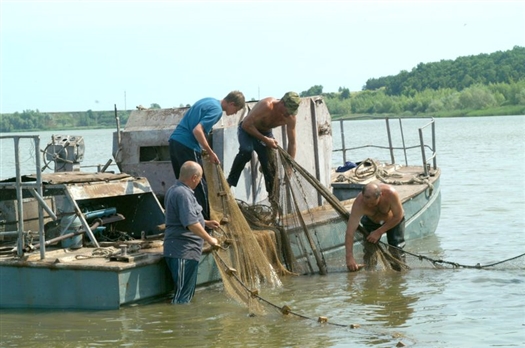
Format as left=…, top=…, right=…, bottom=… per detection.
left=1, top=116, right=524, bottom=347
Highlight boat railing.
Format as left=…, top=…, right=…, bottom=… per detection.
left=0, top=135, right=51, bottom=259
left=0, top=135, right=106, bottom=260
left=334, top=117, right=437, bottom=177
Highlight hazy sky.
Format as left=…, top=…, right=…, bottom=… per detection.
left=1, top=0, right=524, bottom=113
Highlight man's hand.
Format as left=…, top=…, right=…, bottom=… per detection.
left=205, top=220, right=220, bottom=230
left=263, top=137, right=278, bottom=149
left=207, top=151, right=220, bottom=165
left=209, top=236, right=219, bottom=248
left=366, top=230, right=382, bottom=244
left=347, top=259, right=365, bottom=272
left=346, top=255, right=364, bottom=272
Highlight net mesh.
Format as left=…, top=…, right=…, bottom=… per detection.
left=203, top=158, right=289, bottom=315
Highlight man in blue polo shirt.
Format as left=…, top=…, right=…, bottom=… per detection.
left=163, top=161, right=220, bottom=304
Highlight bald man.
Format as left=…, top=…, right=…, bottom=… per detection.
left=163, top=161, right=219, bottom=304
left=345, top=183, right=406, bottom=272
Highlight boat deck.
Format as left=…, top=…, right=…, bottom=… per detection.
left=0, top=240, right=165, bottom=270
left=331, top=163, right=440, bottom=203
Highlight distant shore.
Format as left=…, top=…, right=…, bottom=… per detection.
left=1, top=105, right=523, bottom=133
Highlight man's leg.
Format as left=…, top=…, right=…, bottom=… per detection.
left=227, top=126, right=255, bottom=187
left=169, top=140, right=200, bottom=179
left=386, top=217, right=406, bottom=270
left=254, top=142, right=277, bottom=195
left=165, top=257, right=199, bottom=304
left=168, top=139, right=183, bottom=179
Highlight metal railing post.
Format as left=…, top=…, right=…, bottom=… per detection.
left=398, top=118, right=408, bottom=166
left=419, top=128, right=429, bottom=177
left=385, top=118, right=395, bottom=164
left=14, top=137, right=25, bottom=257
left=339, top=119, right=347, bottom=163
left=432, top=119, right=437, bottom=169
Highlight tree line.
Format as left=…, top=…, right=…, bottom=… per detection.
left=302, top=46, right=525, bottom=118
left=0, top=109, right=131, bottom=133
left=1, top=46, right=523, bottom=132
left=320, top=79, right=525, bottom=118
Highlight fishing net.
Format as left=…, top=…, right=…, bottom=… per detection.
left=271, top=147, right=409, bottom=273
left=201, top=143, right=410, bottom=313
left=202, top=158, right=291, bottom=315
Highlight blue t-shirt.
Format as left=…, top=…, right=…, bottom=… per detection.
left=163, top=181, right=205, bottom=261
left=169, top=98, right=223, bottom=152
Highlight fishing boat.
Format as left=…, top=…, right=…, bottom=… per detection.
left=0, top=96, right=440, bottom=309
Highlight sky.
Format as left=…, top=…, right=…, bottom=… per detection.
left=0, top=0, right=524, bottom=114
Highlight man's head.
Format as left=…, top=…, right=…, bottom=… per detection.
left=281, top=91, right=301, bottom=116
left=223, top=90, right=246, bottom=115
left=362, top=183, right=381, bottom=207
left=179, top=161, right=203, bottom=189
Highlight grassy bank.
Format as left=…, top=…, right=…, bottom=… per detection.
left=332, top=105, right=525, bottom=121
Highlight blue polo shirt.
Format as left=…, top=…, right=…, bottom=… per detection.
left=163, top=181, right=205, bottom=261
left=169, top=98, right=223, bottom=152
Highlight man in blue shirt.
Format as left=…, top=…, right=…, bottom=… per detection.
left=169, top=91, right=245, bottom=219
left=163, top=161, right=220, bottom=304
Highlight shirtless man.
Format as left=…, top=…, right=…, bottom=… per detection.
left=345, top=183, right=406, bottom=272
left=226, top=91, right=301, bottom=194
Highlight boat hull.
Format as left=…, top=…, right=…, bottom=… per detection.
left=0, top=253, right=172, bottom=310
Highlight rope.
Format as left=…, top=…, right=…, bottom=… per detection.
left=382, top=242, right=525, bottom=269
left=335, top=158, right=434, bottom=193
left=74, top=246, right=124, bottom=260
left=211, top=248, right=359, bottom=329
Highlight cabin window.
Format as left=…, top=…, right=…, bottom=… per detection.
left=139, top=146, right=170, bottom=162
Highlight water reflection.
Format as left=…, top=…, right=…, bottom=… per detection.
left=346, top=272, right=416, bottom=327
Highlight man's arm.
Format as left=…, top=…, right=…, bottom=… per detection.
left=285, top=117, right=297, bottom=158
left=193, top=124, right=220, bottom=164
left=345, top=198, right=365, bottom=271
left=187, top=222, right=218, bottom=246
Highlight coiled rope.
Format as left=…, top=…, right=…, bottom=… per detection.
left=74, top=245, right=139, bottom=260
left=336, top=158, right=434, bottom=193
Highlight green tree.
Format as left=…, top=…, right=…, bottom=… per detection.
left=338, top=87, right=350, bottom=100
left=300, top=85, right=323, bottom=97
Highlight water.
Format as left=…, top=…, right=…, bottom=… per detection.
left=0, top=129, right=116, bottom=180
left=1, top=116, right=524, bottom=347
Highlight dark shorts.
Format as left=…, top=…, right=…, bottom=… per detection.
left=360, top=215, right=406, bottom=248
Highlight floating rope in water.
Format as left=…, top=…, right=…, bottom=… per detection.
left=383, top=242, right=525, bottom=269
